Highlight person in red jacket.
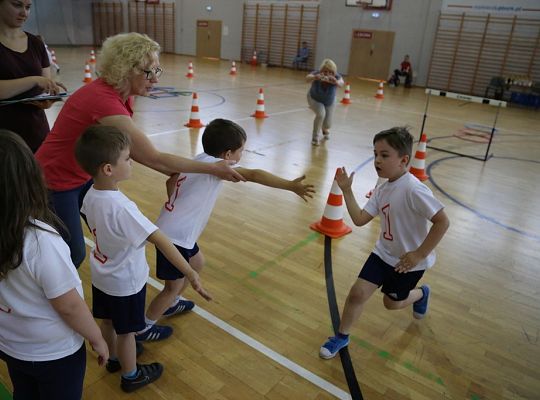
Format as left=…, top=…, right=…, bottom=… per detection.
left=389, top=55, right=413, bottom=88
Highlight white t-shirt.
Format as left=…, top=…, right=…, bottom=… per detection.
left=81, top=187, right=158, bottom=296
left=156, top=153, right=224, bottom=248
left=0, top=220, right=84, bottom=361
left=363, top=173, right=444, bottom=271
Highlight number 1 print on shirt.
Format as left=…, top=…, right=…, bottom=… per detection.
left=381, top=204, right=393, bottom=240
left=91, top=228, right=108, bottom=264
left=165, top=175, right=187, bottom=212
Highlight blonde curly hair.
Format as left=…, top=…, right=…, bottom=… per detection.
left=319, top=59, right=337, bottom=74
left=99, top=33, right=160, bottom=97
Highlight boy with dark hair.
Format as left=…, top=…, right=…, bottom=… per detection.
left=75, top=125, right=212, bottom=392
left=142, top=118, right=315, bottom=331
left=319, top=127, right=449, bottom=359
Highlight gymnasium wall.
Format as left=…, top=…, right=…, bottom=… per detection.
left=24, top=0, right=536, bottom=86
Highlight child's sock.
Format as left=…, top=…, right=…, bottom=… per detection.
left=122, top=368, right=138, bottom=380
left=337, top=332, right=349, bottom=339
left=144, top=317, right=157, bottom=326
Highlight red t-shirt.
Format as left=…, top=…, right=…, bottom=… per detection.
left=36, top=78, right=133, bottom=191
left=400, top=61, right=411, bottom=72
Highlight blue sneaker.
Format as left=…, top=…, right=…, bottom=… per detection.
left=413, top=284, right=431, bottom=319
left=163, top=299, right=194, bottom=317
left=135, top=324, right=173, bottom=342
left=319, top=335, right=350, bottom=359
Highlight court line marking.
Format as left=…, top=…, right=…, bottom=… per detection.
left=83, top=237, right=351, bottom=399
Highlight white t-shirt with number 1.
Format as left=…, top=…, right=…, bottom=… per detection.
left=81, top=187, right=158, bottom=297
left=363, top=173, right=444, bottom=271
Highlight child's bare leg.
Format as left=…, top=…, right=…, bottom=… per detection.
left=339, top=278, right=378, bottom=334
left=383, top=288, right=423, bottom=310
left=100, top=319, right=117, bottom=358
left=117, top=333, right=137, bottom=375
left=145, top=279, right=184, bottom=321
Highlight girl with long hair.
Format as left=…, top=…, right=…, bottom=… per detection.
left=0, top=129, right=108, bottom=399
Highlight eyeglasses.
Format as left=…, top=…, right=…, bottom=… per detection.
left=142, top=66, right=163, bottom=80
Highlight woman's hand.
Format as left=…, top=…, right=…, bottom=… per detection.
left=35, top=76, right=64, bottom=95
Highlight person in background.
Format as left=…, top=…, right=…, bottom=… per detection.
left=306, top=58, right=344, bottom=146
left=0, top=129, right=108, bottom=400
left=0, top=0, right=66, bottom=152
left=389, top=55, right=413, bottom=88
left=293, top=41, right=310, bottom=69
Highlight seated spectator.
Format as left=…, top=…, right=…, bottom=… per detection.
left=389, top=55, right=413, bottom=88
left=293, top=42, right=310, bottom=69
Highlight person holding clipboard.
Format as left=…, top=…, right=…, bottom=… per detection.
left=0, top=0, right=66, bottom=152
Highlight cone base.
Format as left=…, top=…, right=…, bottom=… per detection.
left=83, top=79, right=92, bottom=83
left=251, top=112, right=268, bottom=118
left=310, top=220, right=352, bottom=239
left=186, top=73, right=194, bottom=78
left=184, top=120, right=205, bottom=128
left=409, top=170, right=429, bottom=181
left=230, top=71, right=237, bottom=75
left=341, top=99, right=351, bottom=104
left=375, top=94, right=384, bottom=99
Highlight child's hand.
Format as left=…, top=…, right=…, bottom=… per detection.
left=395, top=251, right=423, bottom=273
left=187, top=271, right=213, bottom=301
left=91, top=337, right=109, bottom=367
left=165, top=173, right=180, bottom=198
left=291, top=175, right=315, bottom=202
left=335, top=167, right=354, bottom=191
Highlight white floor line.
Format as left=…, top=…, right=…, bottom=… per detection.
left=83, top=237, right=351, bottom=399
left=147, top=107, right=309, bottom=138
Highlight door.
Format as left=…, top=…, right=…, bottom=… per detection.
left=347, top=30, right=395, bottom=80
left=196, top=20, right=222, bottom=59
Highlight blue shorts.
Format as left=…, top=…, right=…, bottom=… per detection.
left=92, top=285, right=146, bottom=334
left=0, top=343, right=86, bottom=400
left=359, top=253, right=424, bottom=301
left=156, top=243, right=200, bottom=280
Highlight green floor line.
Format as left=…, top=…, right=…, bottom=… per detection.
left=247, top=232, right=319, bottom=278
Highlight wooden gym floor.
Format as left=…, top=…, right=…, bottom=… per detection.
left=1, top=48, right=539, bottom=400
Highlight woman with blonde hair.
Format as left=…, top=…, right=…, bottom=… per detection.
left=305, top=58, right=344, bottom=145
left=36, top=32, right=245, bottom=269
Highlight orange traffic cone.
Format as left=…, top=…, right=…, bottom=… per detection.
left=89, top=49, right=96, bottom=64
left=341, top=83, right=352, bottom=104
left=409, top=133, right=429, bottom=181
left=251, top=50, right=257, bottom=66
left=184, top=92, right=205, bottom=128
left=310, top=169, right=352, bottom=238
left=82, top=64, right=92, bottom=84
left=186, top=61, right=194, bottom=78
left=374, top=81, right=384, bottom=99
left=251, top=88, right=268, bottom=118
left=365, top=177, right=387, bottom=198
left=230, top=60, right=237, bottom=75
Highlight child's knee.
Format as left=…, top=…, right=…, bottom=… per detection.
left=383, top=295, right=402, bottom=310
left=164, top=279, right=183, bottom=293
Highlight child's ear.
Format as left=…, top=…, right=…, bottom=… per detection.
left=101, top=163, right=113, bottom=176
left=222, top=150, right=232, bottom=160
left=402, top=155, right=410, bottom=166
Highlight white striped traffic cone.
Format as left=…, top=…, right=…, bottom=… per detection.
left=230, top=60, right=237, bottom=75
left=82, top=64, right=92, bottom=83
left=251, top=88, right=268, bottom=118
left=184, top=93, right=205, bottom=128
left=89, top=49, right=96, bottom=64
left=409, top=133, right=429, bottom=181
left=341, top=82, right=352, bottom=104
left=374, top=81, right=384, bottom=99
left=310, top=168, right=352, bottom=238
left=186, top=61, right=194, bottom=78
